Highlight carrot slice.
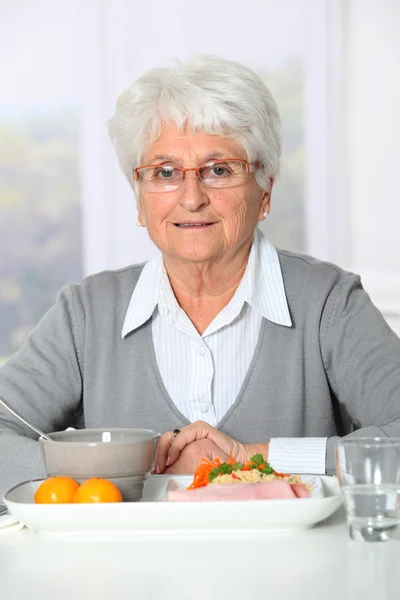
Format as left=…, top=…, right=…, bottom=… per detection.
left=187, top=456, right=221, bottom=489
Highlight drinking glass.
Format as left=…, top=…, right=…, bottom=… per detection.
left=336, top=438, right=400, bottom=541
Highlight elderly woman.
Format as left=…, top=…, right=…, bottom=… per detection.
left=0, top=55, right=399, bottom=498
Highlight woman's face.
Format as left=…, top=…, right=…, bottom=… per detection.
left=136, top=123, right=271, bottom=265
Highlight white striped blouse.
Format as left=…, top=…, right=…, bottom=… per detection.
left=122, top=228, right=327, bottom=474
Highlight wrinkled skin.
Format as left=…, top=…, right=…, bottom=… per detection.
left=136, top=123, right=271, bottom=271
left=163, top=439, right=230, bottom=475
left=155, top=421, right=268, bottom=475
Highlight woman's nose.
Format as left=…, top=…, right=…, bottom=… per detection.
left=177, top=172, right=210, bottom=211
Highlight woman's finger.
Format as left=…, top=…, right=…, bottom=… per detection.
left=165, top=423, right=211, bottom=468
left=154, top=431, right=175, bottom=474
left=155, top=421, right=242, bottom=474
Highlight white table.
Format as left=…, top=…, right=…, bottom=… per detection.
left=1, top=507, right=400, bottom=600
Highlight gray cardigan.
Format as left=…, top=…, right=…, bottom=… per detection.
left=1, top=249, right=400, bottom=499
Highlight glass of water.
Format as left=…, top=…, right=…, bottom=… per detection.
left=336, top=438, right=400, bottom=542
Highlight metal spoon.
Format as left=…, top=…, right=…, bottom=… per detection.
left=0, top=396, right=53, bottom=442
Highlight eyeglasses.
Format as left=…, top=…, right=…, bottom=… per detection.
left=134, top=158, right=260, bottom=192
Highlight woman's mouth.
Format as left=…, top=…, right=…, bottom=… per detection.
left=174, top=222, right=216, bottom=228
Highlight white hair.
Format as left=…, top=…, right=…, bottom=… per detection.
left=108, top=55, right=282, bottom=191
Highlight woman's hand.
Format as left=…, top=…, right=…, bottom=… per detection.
left=154, top=421, right=242, bottom=474
left=164, top=439, right=230, bottom=474
left=154, top=420, right=268, bottom=474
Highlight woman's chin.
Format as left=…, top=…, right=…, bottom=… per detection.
left=165, top=243, right=221, bottom=264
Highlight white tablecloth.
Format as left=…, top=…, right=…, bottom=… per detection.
left=1, top=507, right=399, bottom=600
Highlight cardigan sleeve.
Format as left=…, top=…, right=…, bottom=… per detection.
left=320, top=272, right=400, bottom=473
left=0, top=284, right=84, bottom=498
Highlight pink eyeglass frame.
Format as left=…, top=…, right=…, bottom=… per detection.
left=134, top=158, right=260, bottom=183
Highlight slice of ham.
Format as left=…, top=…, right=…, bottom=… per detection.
left=290, top=483, right=310, bottom=498
left=167, top=480, right=310, bottom=502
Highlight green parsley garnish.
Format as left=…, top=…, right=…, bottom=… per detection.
left=247, top=453, right=274, bottom=475
left=207, top=453, right=274, bottom=482
left=208, top=461, right=244, bottom=482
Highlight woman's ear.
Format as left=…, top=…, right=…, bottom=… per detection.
left=258, top=177, right=274, bottom=221
left=136, top=198, right=145, bottom=227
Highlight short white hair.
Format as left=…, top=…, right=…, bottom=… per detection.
left=108, top=55, right=282, bottom=191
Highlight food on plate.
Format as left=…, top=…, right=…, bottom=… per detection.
left=168, top=480, right=309, bottom=502
left=72, top=478, right=123, bottom=503
left=34, top=476, right=80, bottom=504
left=189, top=453, right=307, bottom=489
left=33, top=476, right=122, bottom=504
left=167, top=453, right=311, bottom=502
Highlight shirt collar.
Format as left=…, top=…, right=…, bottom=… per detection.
left=121, top=228, right=292, bottom=337
left=121, top=254, right=162, bottom=337
left=244, top=228, right=292, bottom=326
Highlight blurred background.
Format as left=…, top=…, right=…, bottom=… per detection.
left=0, top=0, right=399, bottom=362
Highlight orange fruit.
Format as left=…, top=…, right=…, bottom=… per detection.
left=72, top=478, right=122, bottom=503
left=34, top=476, right=80, bottom=504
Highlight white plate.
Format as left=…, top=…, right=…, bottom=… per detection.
left=3, top=475, right=342, bottom=535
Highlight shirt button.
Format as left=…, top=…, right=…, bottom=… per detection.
left=200, top=345, right=205, bottom=356
left=200, top=402, right=209, bottom=413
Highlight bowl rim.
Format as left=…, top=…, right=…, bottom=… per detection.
left=39, top=427, right=160, bottom=445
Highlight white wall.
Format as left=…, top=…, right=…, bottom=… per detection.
left=344, top=0, right=400, bottom=331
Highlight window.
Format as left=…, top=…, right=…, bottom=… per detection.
left=0, top=1, right=83, bottom=359
left=7, top=1, right=397, bottom=357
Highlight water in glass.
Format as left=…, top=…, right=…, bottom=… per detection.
left=343, top=483, right=400, bottom=541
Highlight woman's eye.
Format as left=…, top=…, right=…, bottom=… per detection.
left=210, top=164, right=230, bottom=177
left=154, top=167, right=176, bottom=179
